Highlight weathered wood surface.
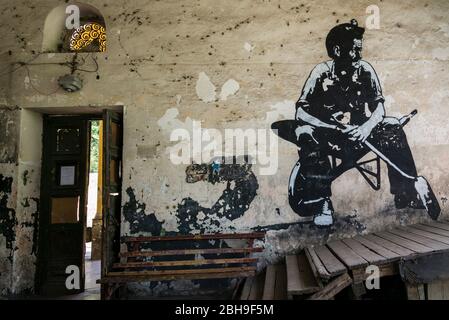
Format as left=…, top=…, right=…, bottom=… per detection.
left=363, top=234, right=415, bottom=256
left=427, top=279, right=449, bottom=300
left=249, top=272, right=266, bottom=300
left=113, top=257, right=258, bottom=269
left=405, top=226, right=449, bottom=245
left=303, top=222, right=449, bottom=292
left=120, top=247, right=263, bottom=257
left=100, top=267, right=256, bottom=283
left=286, top=253, right=321, bottom=297
left=327, top=240, right=368, bottom=268
left=274, top=264, right=288, bottom=300
left=311, top=245, right=347, bottom=276
left=262, top=264, right=276, bottom=300
left=406, top=284, right=426, bottom=300
left=123, top=232, right=265, bottom=242
left=375, top=231, right=431, bottom=253
left=305, top=247, right=331, bottom=280
left=262, top=264, right=287, bottom=300
left=341, top=238, right=386, bottom=264
left=353, top=235, right=400, bottom=261
left=308, top=273, right=352, bottom=300
left=99, top=232, right=266, bottom=300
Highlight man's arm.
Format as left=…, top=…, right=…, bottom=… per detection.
left=296, top=107, right=338, bottom=130
left=347, top=61, right=386, bottom=142
left=295, top=63, right=339, bottom=131
left=346, top=101, right=384, bottom=142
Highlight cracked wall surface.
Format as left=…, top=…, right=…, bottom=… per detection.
left=0, top=0, right=449, bottom=295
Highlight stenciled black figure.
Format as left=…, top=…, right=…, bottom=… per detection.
left=272, top=19, right=440, bottom=227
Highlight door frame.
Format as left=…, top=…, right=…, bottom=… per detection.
left=35, top=112, right=115, bottom=295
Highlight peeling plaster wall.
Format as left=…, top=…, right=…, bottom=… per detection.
left=0, top=108, right=20, bottom=295
left=1, top=0, right=449, bottom=295
left=11, top=109, right=42, bottom=294
left=0, top=108, right=41, bottom=296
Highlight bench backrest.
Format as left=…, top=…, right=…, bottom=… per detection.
left=112, top=232, right=266, bottom=274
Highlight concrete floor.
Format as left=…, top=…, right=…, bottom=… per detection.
left=55, top=242, right=101, bottom=300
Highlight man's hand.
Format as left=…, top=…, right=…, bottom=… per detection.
left=340, top=123, right=374, bottom=142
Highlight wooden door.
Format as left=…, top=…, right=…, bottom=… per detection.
left=38, top=116, right=89, bottom=296
left=101, top=110, right=123, bottom=286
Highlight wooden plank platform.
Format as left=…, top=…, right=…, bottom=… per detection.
left=240, top=221, right=449, bottom=301
left=302, top=221, right=449, bottom=291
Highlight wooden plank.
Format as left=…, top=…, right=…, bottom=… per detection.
left=262, top=265, right=276, bottom=300
left=106, top=266, right=256, bottom=277
left=308, top=273, right=352, bottom=300
left=427, top=280, right=444, bottom=300
left=425, top=221, right=449, bottom=232
left=248, top=271, right=265, bottom=300
left=341, top=238, right=387, bottom=264
left=123, top=232, right=266, bottom=242
left=389, top=228, right=449, bottom=251
left=274, top=264, right=288, bottom=300
left=120, top=247, right=263, bottom=257
left=375, top=231, right=432, bottom=253
left=406, top=284, right=426, bottom=300
left=99, top=271, right=256, bottom=283
left=286, top=254, right=320, bottom=297
left=313, top=245, right=347, bottom=276
left=113, top=257, right=257, bottom=269
left=305, top=247, right=331, bottom=280
left=364, top=234, right=415, bottom=256
left=353, top=236, right=401, bottom=261
left=240, top=277, right=254, bottom=300
left=405, top=226, right=449, bottom=245
left=413, top=224, right=449, bottom=237
left=327, top=241, right=368, bottom=269
left=351, top=263, right=398, bottom=284
left=443, top=279, right=449, bottom=300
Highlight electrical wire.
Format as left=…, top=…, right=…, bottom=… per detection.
left=1, top=49, right=100, bottom=96
left=0, top=52, right=43, bottom=78
left=75, top=53, right=99, bottom=73
left=24, top=65, right=61, bottom=96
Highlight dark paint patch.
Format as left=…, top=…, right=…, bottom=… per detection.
left=336, top=214, right=366, bottom=233
left=122, top=187, right=164, bottom=235
left=177, top=158, right=259, bottom=234
left=22, top=170, right=29, bottom=185
left=253, top=213, right=365, bottom=235
left=0, top=174, right=13, bottom=193
left=0, top=174, right=17, bottom=261
left=19, top=197, right=39, bottom=255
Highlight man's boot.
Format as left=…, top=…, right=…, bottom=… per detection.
left=313, top=197, right=334, bottom=226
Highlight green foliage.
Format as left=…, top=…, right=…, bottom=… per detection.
left=90, top=121, right=100, bottom=173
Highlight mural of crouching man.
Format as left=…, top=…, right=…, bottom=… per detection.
left=287, top=19, right=427, bottom=227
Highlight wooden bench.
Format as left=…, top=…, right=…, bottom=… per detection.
left=98, top=232, right=266, bottom=299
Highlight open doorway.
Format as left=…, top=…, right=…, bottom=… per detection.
left=85, top=120, right=102, bottom=293
left=36, top=110, right=123, bottom=298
